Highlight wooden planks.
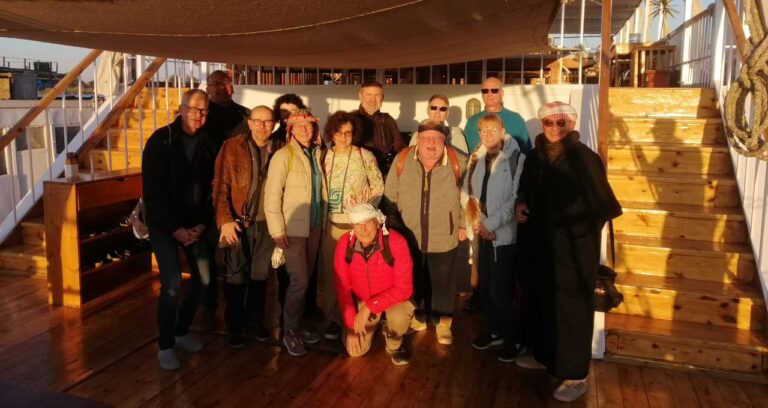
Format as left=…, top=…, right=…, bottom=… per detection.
left=608, top=118, right=726, bottom=145
left=608, top=171, right=740, bottom=208
left=608, top=144, right=733, bottom=175
left=0, top=274, right=766, bottom=406
left=615, top=204, right=748, bottom=244
left=609, top=88, right=720, bottom=118
left=614, top=235, right=756, bottom=283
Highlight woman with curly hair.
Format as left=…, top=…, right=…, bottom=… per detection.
left=318, top=110, right=384, bottom=341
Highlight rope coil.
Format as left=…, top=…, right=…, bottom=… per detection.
left=724, top=0, right=768, bottom=160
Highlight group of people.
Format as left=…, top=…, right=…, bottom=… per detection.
left=141, top=71, right=621, bottom=403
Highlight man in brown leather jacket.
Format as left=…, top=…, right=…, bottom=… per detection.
left=351, top=81, right=405, bottom=176
left=212, top=105, right=282, bottom=348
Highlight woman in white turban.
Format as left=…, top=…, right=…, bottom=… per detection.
left=514, top=101, right=622, bottom=402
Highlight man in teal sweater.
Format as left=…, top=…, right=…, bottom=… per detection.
left=464, top=76, right=532, bottom=155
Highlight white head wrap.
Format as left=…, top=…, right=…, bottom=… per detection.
left=346, top=203, right=388, bottom=237
left=537, top=101, right=577, bottom=122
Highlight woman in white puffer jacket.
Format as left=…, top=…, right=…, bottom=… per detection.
left=460, top=113, right=525, bottom=362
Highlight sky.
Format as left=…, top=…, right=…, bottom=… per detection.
left=0, top=0, right=708, bottom=74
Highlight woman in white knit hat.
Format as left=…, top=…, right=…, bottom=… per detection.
left=514, top=101, right=622, bottom=402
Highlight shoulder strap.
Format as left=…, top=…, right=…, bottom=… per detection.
left=507, top=149, right=520, bottom=181
left=395, top=146, right=413, bottom=177
left=445, top=147, right=460, bottom=186
left=381, top=233, right=395, bottom=267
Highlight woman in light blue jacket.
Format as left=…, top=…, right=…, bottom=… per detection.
left=461, top=113, right=525, bottom=362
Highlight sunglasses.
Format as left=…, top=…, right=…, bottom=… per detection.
left=542, top=119, right=568, bottom=128
left=481, top=88, right=500, bottom=94
left=429, top=105, right=448, bottom=112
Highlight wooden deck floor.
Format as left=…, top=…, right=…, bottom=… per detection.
left=0, top=273, right=766, bottom=408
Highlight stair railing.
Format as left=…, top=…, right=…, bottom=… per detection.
left=665, top=4, right=715, bottom=87
left=0, top=53, right=228, bottom=246
left=711, top=0, right=768, bottom=310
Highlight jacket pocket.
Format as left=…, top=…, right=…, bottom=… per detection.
left=448, top=211, right=454, bottom=235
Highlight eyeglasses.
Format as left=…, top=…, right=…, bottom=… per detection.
left=419, top=135, right=445, bottom=143
left=183, top=105, right=208, bottom=115
left=249, top=119, right=275, bottom=127
left=334, top=131, right=353, bottom=137
left=479, top=128, right=501, bottom=136
left=542, top=119, right=568, bottom=128
left=481, top=88, right=500, bottom=94
left=429, top=105, right=448, bottom=112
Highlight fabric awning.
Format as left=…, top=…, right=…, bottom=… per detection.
left=0, top=0, right=562, bottom=68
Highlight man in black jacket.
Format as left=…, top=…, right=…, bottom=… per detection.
left=142, top=89, right=217, bottom=370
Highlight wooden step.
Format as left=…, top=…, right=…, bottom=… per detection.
left=609, top=88, right=720, bottom=118
left=607, top=170, right=740, bottom=208
left=20, top=218, right=45, bottom=247
left=0, top=244, right=47, bottom=278
left=607, top=143, right=733, bottom=175
left=612, top=274, right=765, bottom=330
left=104, top=128, right=154, bottom=149
left=608, top=117, right=726, bottom=145
left=606, top=313, right=768, bottom=374
left=613, top=234, right=756, bottom=283
left=131, top=88, right=188, bottom=109
left=115, top=108, right=178, bottom=129
left=84, top=147, right=142, bottom=171
left=615, top=202, right=748, bottom=244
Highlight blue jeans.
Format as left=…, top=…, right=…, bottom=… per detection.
left=150, top=227, right=211, bottom=350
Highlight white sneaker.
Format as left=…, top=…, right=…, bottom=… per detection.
left=157, top=348, right=180, bottom=370
left=175, top=334, right=203, bottom=353
left=410, top=316, right=427, bottom=332
left=553, top=378, right=588, bottom=402
left=515, top=354, right=546, bottom=370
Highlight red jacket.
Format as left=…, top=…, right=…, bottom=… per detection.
left=334, top=229, right=413, bottom=330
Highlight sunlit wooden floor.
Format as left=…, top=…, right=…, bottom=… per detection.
left=0, top=272, right=766, bottom=408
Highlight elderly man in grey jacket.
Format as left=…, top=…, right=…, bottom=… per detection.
left=383, top=120, right=467, bottom=345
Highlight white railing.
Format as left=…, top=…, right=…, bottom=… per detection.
left=0, top=53, right=227, bottom=246
left=710, top=0, right=768, bottom=308
left=666, top=4, right=715, bottom=87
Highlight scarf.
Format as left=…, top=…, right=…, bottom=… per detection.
left=535, top=131, right=580, bottom=164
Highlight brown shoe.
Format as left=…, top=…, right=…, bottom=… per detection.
left=436, top=316, right=453, bottom=345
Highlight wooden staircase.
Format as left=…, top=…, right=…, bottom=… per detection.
left=0, top=88, right=184, bottom=277
left=84, top=87, right=185, bottom=171
left=605, top=88, right=768, bottom=379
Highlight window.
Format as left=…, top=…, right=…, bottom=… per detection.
left=449, top=62, right=465, bottom=85
left=415, top=66, right=431, bottom=84
left=432, top=65, right=448, bottom=85
left=467, top=60, right=483, bottom=84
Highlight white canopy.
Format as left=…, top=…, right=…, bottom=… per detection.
left=0, top=0, right=562, bottom=68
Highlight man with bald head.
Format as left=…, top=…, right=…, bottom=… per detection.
left=464, top=76, right=531, bottom=155
left=213, top=105, right=283, bottom=348
left=206, top=70, right=250, bottom=152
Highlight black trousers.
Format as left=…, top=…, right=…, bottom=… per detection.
left=477, top=240, right=517, bottom=343
left=413, top=248, right=458, bottom=317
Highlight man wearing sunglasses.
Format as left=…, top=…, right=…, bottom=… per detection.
left=464, top=76, right=531, bottom=155
left=205, top=70, right=250, bottom=154
left=352, top=81, right=406, bottom=176
left=203, top=70, right=251, bottom=330
left=409, top=94, right=469, bottom=157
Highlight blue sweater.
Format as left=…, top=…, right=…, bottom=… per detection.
left=464, top=108, right=531, bottom=155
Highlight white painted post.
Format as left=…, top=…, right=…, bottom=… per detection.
left=682, top=0, right=694, bottom=86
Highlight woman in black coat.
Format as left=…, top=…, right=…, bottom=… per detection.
left=514, top=101, right=621, bottom=403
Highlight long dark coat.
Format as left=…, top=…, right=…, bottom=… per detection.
left=517, top=132, right=621, bottom=380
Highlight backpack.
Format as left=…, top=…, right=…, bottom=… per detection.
left=343, top=232, right=395, bottom=267
left=395, top=145, right=461, bottom=186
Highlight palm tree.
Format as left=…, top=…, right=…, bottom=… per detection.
left=651, top=0, right=679, bottom=40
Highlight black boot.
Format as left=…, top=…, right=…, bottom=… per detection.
left=246, top=280, right=270, bottom=342
left=225, top=283, right=247, bottom=348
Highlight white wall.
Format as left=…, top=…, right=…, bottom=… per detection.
left=235, top=84, right=599, bottom=145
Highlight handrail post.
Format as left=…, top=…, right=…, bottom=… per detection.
left=76, top=57, right=168, bottom=162
left=0, top=49, right=102, bottom=152
left=598, top=0, right=613, bottom=164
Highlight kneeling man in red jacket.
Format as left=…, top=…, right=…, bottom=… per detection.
left=334, top=203, right=415, bottom=365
